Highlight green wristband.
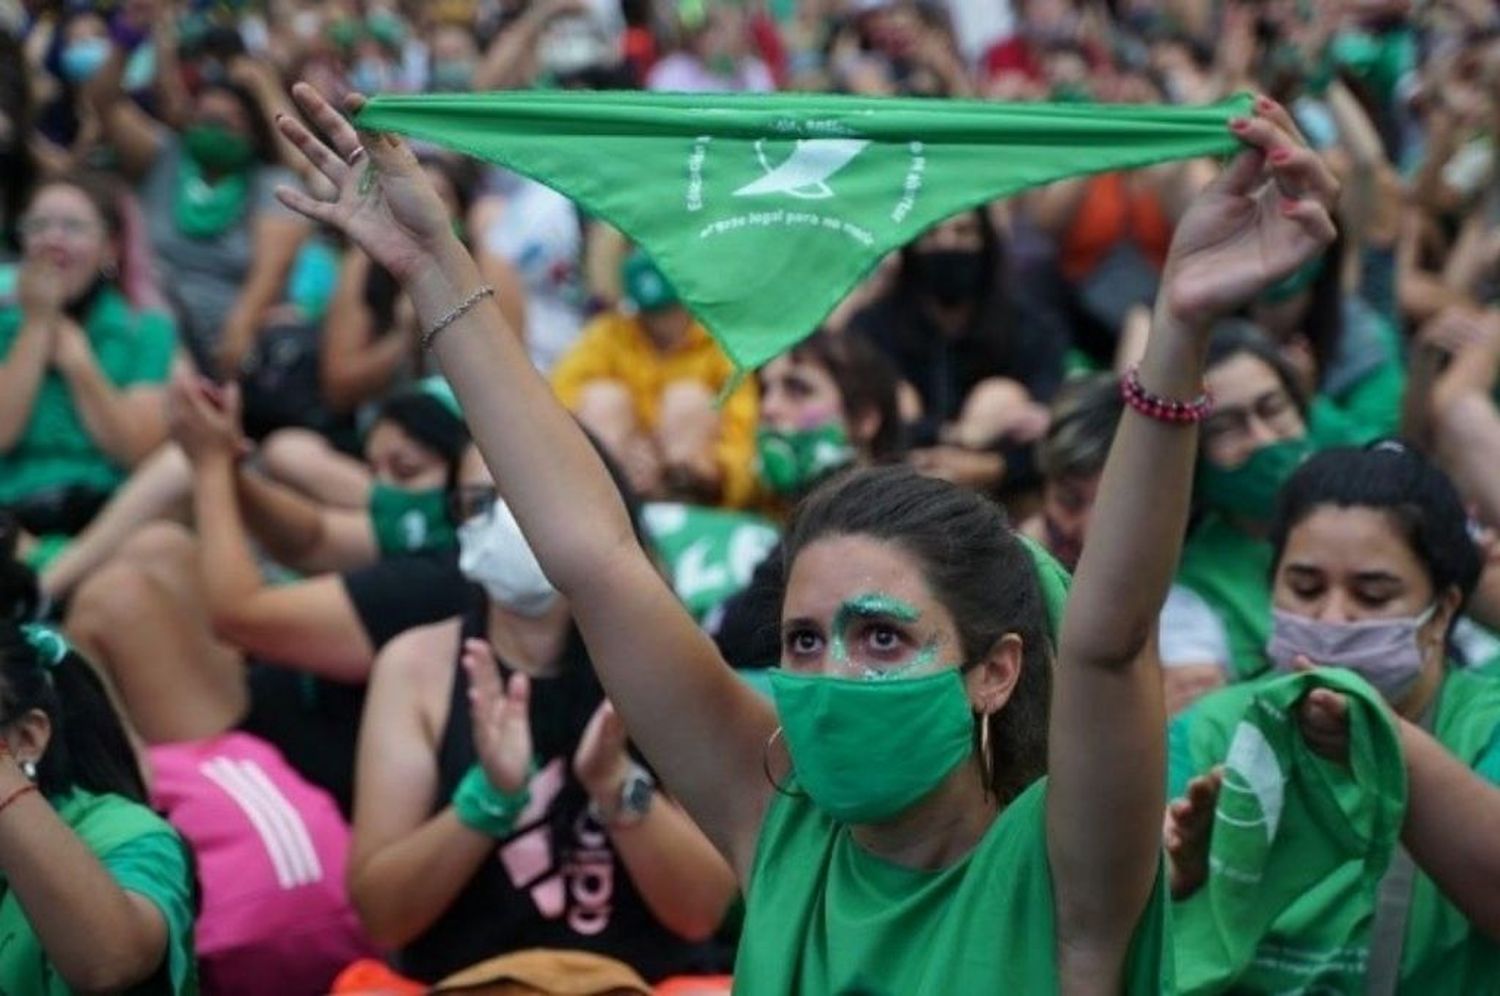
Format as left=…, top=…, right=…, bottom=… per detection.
left=453, top=762, right=533, bottom=837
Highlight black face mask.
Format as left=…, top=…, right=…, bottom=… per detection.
left=908, top=249, right=987, bottom=307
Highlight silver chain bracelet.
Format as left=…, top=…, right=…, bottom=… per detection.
left=420, top=285, right=495, bottom=351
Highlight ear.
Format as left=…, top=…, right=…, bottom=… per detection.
left=963, top=633, right=1024, bottom=717
left=9, top=708, right=52, bottom=770
left=1428, top=586, right=1464, bottom=647
left=850, top=406, right=882, bottom=450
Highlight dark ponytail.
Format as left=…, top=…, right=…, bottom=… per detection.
left=0, top=512, right=146, bottom=803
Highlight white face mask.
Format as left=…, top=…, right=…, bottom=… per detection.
left=457, top=500, right=559, bottom=617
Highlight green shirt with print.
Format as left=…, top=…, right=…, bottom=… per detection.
left=0, top=286, right=176, bottom=505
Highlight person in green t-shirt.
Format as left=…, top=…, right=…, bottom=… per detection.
left=0, top=536, right=195, bottom=994
left=1167, top=325, right=1320, bottom=700
left=1167, top=443, right=1500, bottom=993
left=267, top=80, right=1338, bottom=990
left=0, top=173, right=178, bottom=542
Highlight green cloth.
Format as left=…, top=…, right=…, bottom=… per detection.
left=1169, top=670, right=1407, bottom=994
left=367, top=483, right=456, bottom=556
left=1175, top=512, right=1275, bottom=683
left=0, top=287, right=176, bottom=505
left=643, top=502, right=780, bottom=620
left=1018, top=532, right=1071, bottom=640
left=1307, top=395, right=1380, bottom=448
left=173, top=151, right=251, bottom=240
left=0, top=789, right=197, bottom=995
left=735, top=776, right=1173, bottom=993
left=1172, top=666, right=1500, bottom=993
left=355, top=91, right=1252, bottom=370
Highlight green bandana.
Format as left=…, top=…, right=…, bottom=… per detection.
left=1170, top=669, right=1408, bottom=993
left=174, top=136, right=251, bottom=239
left=368, top=483, right=457, bottom=556
left=354, top=91, right=1251, bottom=370
left=768, top=668, right=974, bottom=824
left=1196, top=436, right=1314, bottom=525
left=756, top=423, right=854, bottom=496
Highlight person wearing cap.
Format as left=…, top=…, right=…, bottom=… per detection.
left=551, top=250, right=758, bottom=508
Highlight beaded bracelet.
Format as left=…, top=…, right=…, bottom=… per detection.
left=1120, top=365, right=1214, bottom=425
left=420, top=285, right=496, bottom=352
left=0, top=783, right=37, bottom=818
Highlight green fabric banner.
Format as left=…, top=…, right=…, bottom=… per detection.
left=354, top=90, right=1252, bottom=370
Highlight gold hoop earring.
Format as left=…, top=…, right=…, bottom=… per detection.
left=762, top=726, right=806, bottom=799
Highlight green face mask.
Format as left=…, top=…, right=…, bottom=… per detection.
left=369, top=483, right=457, bottom=556
left=768, top=668, right=975, bottom=824
left=756, top=423, right=855, bottom=497
left=1197, top=436, right=1314, bottom=524
left=183, top=124, right=255, bottom=173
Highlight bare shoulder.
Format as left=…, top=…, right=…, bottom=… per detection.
left=373, top=617, right=466, bottom=740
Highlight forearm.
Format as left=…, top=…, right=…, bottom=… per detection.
left=1060, top=303, right=1207, bottom=669
left=0, top=324, right=52, bottom=451
left=324, top=331, right=409, bottom=413
left=408, top=239, right=637, bottom=591
left=1397, top=719, right=1500, bottom=939
left=235, top=467, right=328, bottom=565
left=191, top=455, right=269, bottom=629
left=1434, top=395, right=1500, bottom=525
left=350, top=811, right=494, bottom=948
left=60, top=360, right=161, bottom=465
left=0, top=764, right=166, bottom=990
left=604, top=800, right=738, bottom=939
left=473, top=15, right=547, bottom=90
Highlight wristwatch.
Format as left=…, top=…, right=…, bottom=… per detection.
left=589, top=763, right=655, bottom=829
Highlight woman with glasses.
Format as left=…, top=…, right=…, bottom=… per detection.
left=350, top=440, right=737, bottom=983
left=0, top=172, right=179, bottom=552
left=1159, top=322, right=1368, bottom=711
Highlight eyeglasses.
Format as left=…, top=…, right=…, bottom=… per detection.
left=1201, top=388, right=1301, bottom=448
left=449, top=485, right=498, bottom=525
left=18, top=215, right=102, bottom=242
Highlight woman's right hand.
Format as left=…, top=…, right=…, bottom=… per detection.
left=1164, top=767, right=1223, bottom=900
left=463, top=638, right=534, bottom=794
left=272, top=83, right=456, bottom=284
left=17, top=259, right=66, bottom=325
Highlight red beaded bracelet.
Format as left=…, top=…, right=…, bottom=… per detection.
left=1120, top=365, right=1214, bottom=424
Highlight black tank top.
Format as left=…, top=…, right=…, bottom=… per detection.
left=398, top=597, right=711, bottom=983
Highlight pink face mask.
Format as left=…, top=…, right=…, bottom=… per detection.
left=1265, top=605, right=1436, bottom=703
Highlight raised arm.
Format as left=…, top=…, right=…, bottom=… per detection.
left=1048, top=98, right=1338, bottom=984
left=272, top=84, right=777, bottom=875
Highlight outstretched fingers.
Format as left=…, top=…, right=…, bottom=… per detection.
left=274, top=109, right=349, bottom=190
left=292, top=82, right=364, bottom=163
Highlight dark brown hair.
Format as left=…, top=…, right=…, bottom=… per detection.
left=782, top=465, right=1052, bottom=804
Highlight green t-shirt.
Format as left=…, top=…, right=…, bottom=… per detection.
left=642, top=502, right=781, bottom=620
left=0, top=788, right=197, bottom=995
left=1170, top=667, right=1500, bottom=994
left=734, top=777, right=1173, bottom=994
left=0, top=287, right=176, bottom=504
left=1175, top=512, right=1275, bottom=683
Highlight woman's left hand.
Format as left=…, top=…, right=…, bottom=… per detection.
left=1161, top=97, right=1339, bottom=327
left=573, top=701, right=630, bottom=801
left=49, top=319, right=92, bottom=375
left=165, top=371, right=247, bottom=463
left=1291, top=656, right=1352, bottom=764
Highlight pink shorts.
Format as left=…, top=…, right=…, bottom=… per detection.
left=148, top=732, right=376, bottom=995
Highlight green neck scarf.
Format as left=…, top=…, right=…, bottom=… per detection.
left=354, top=91, right=1251, bottom=370
left=174, top=151, right=251, bottom=240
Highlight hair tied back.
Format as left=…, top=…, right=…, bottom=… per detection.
left=20, top=624, right=68, bottom=670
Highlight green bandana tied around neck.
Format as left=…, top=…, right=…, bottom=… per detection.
left=354, top=91, right=1252, bottom=370
left=175, top=134, right=252, bottom=239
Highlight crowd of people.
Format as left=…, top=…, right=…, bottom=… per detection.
left=1, top=0, right=1499, bottom=992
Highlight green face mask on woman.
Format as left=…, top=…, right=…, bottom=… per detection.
left=756, top=423, right=855, bottom=497
left=768, top=668, right=976, bottom=824
left=183, top=124, right=255, bottom=173
left=1196, top=435, right=1314, bottom=524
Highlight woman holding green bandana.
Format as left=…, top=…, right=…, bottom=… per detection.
left=89, top=49, right=309, bottom=378
left=1166, top=444, right=1500, bottom=993
left=271, top=81, right=1337, bottom=991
